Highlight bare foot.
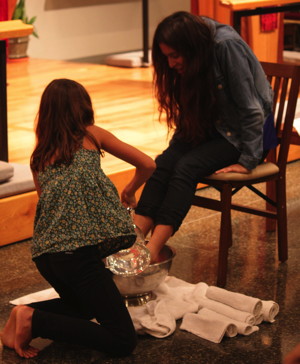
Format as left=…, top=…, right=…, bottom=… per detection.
left=150, top=249, right=170, bottom=264
left=157, top=248, right=170, bottom=263
left=0, top=306, right=18, bottom=349
left=147, top=245, right=168, bottom=264
left=14, top=305, right=39, bottom=358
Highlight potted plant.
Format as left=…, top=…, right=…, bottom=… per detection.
left=8, top=0, right=38, bottom=59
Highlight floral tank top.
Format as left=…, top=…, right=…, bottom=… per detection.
left=32, top=148, right=136, bottom=259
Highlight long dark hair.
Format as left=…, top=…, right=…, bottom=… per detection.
left=30, top=79, right=102, bottom=172
left=152, top=11, right=217, bottom=143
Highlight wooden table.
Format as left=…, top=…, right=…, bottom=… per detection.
left=219, top=0, right=300, bottom=33
left=0, top=20, right=33, bottom=161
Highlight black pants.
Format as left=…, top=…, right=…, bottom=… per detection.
left=135, top=135, right=240, bottom=232
left=29, top=246, right=136, bottom=357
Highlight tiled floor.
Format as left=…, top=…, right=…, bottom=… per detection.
left=0, top=160, right=299, bottom=364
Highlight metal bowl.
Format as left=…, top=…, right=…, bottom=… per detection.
left=113, top=245, right=176, bottom=306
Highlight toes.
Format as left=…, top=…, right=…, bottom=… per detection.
left=17, top=345, right=39, bottom=359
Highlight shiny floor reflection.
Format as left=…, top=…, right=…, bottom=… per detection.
left=0, top=160, right=299, bottom=364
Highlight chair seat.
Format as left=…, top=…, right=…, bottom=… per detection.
left=204, top=162, right=279, bottom=182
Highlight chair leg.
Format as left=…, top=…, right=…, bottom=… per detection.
left=266, top=150, right=276, bottom=231
left=266, top=180, right=277, bottom=231
left=276, top=176, right=288, bottom=262
left=217, top=183, right=232, bottom=287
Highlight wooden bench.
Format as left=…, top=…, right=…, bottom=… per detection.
left=0, top=163, right=37, bottom=247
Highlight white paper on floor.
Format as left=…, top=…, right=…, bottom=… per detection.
left=9, top=276, right=279, bottom=344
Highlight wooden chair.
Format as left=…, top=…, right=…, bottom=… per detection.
left=192, top=62, right=300, bottom=287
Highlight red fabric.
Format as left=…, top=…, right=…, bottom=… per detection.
left=190, top=0, right=199, bottom=15
left=0, top=0, right=8, bottom=21
left=0, top=0, right=9, bottom=59
left=260, top=13, right=278, bottom=32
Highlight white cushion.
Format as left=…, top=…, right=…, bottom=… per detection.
left=0, top=163, right=35, bottom=198
left=105, top=50, right=152, bottom=68
left=0, top=161, right=14, bottom=183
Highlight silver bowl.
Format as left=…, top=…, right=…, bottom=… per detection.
left=113, top=245, right=176, bottom=306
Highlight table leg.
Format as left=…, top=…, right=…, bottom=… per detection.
left=142, top=0, right=149, bottom=66
left=0, top=39, right=8, bottom=162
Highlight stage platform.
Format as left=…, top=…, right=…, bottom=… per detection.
left=2, top=57, right=300, bottom=246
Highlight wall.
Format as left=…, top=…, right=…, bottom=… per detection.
left=25, top=0, right=190, bottom=60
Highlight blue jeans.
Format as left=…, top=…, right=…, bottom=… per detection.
left=135, top=135, right=240, bottom=232
left=30, top=246, right=136, bottom=356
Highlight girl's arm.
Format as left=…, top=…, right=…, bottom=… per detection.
left=90, top=125, right=156, bottom=207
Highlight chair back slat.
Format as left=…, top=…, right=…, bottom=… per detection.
left=276, top=77, right=289, bottom=132
left=272, top=77, right=282, bottom=116
left=260, top=62, right=300, bottom=172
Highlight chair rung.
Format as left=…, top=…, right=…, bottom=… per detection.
left=193, top=195, right=277, bottom=219
left=230, top=203, right=277, bottom=219
left=193, top=195, right=222, bottom=212
left=246, top=185, right=276, bottom=207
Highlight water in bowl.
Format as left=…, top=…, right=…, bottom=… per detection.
left=106, top=223, right=150, bottom=276
left=106, top=241, right=150, bottom=276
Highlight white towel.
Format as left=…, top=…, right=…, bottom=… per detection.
left=261, top=300, right=279, bottom=322
left=194, top=296, right=256, bottom=325
left=254, top=313, right=264, bottom=325
left=205, top=286, right=263, bottom=316
left=131, top=300, right=176, bottom=338
left=181, top=308, right=259, bottom=343
left=159, top=297, right=198, bottom=320
left=156, top=276, right=196, bottom=300
left=185, top=281, right=209, bottom=299
left=10, top=288, right=58, bottom=305
left=206, top=312, right=259, bottom=336
left=9, top=276, right=278, bottom=344
left=180, top=309, right=237, bottom=343
left=196, top=308, right=258, bottom=337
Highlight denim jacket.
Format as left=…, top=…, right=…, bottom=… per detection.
left=205, top=18, right=273, bottom=170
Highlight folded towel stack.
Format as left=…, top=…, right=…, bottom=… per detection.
left=9, top=276, right=279, bottom=344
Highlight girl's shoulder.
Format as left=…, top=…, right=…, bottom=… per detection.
left=83, top=125, right=106, bottom=150
left=85, top=125, right=119, bottom=151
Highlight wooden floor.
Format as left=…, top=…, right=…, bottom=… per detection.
left=6, top=57, right=169, bottom=176
left=6, top=57, right=300, bottom=179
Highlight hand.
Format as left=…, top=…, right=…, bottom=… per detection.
left=121, top=191, right=137, bottom=208
left=214, top=164, right=250, bottom=174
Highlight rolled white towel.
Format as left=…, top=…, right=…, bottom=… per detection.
left=197, top=308, right=258, bottom=336
left=205, top=286, right=262, bottom=316
left=188, top=282, right=209, bottom=298
left=230, top=319, right=259, bottom=336
left=180, top=309, right=237, bottom=344
left=254, top=313, right=264, bottom=325
left=196, top=296, right=256, bottom=325
left=261, top=300, right=279, bottom=322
